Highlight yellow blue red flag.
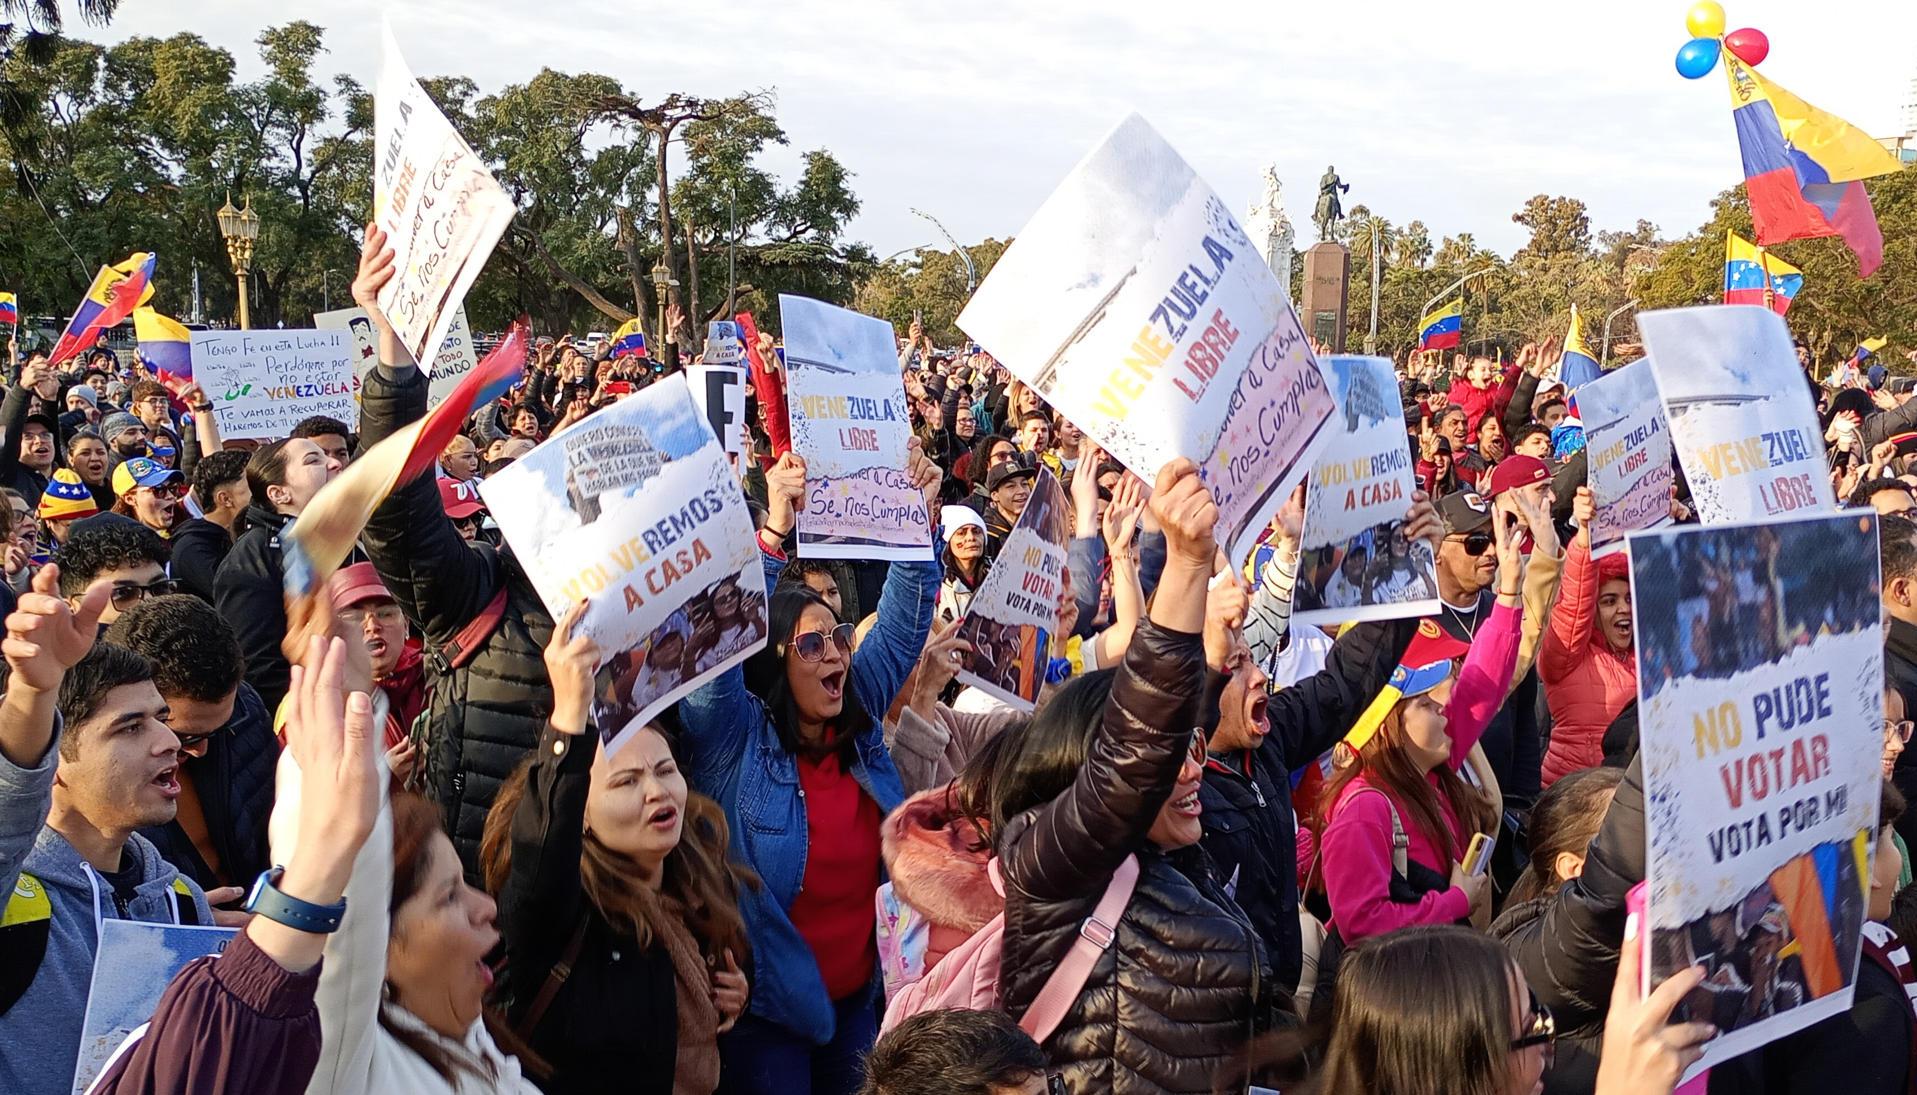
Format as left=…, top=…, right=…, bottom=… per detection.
left=134, top=306, right=193, bottom=383
left=1723, top=232, right=1802, bottom=316
left=49, top=252, right=156, bottom=366
left=1417, top=300, right=1462, bottom=351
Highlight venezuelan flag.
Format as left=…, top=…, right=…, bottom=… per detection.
left=0, top=293, right=17, bottom=326
left=1723, top=232, right=1803, bottom=316
left=48, top=252, right=157, bottom=366
left=610, top=317, right=647, bottom=358
left=133, top=307, right=193, bottom=384
left=281, top=318, right=530, bottom=601
left=1417, top=299, right=1462, bottom=351
left=1724, top=53, right=1901, bottom=278
left=1557, top=305, right=1601, bottom=390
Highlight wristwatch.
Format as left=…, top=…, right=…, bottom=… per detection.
left=244, top=867, right=348, bottom=933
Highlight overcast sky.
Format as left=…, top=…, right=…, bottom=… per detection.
left=102, top=0, right=1917, bottom=258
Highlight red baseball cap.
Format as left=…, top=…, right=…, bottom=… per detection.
left=328, top=562, right=394, bottom=608
left=438, top=477, right=485, bottom=519
left=1485, top=455, right=1551, bottom=498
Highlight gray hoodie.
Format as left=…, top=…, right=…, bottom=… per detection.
left=0, top=720, right=211, bottom=1095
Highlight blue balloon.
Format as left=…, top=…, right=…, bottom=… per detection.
left=1675, top=37, right=1721, bottom=79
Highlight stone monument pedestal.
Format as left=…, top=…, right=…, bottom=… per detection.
left=1301, top=242, right=1351, bottom=352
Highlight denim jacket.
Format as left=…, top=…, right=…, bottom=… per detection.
left=679, top=551, right=939, bottom=1043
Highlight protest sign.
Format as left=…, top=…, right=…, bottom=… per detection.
left=190, top=328, right=357, bottom=437
left=705, top=320, right=743, bottom=365
left=314, top=306, right=380, bottom=380
left=687, top=363, right=747, bottom=468
left=1638, top=306, right=1833, bottom=524
left=1629, top=511, right=1882, bottom=1076
left=1293, top=356, right=1437, bottom=626
left=1577, top=358, right=1675, bottom=557
left=373, top=22, right=514, bottom=366
left=479, top=373, right=764, bottom=756
left=73, top=921, right=236, bottom=1094
left=779, top=294, right=933, bottom=561
left=317, top=303, right=478, bottom=411
left=953, top=469, right=1070, bottom=710
left=957, top=113, right=1338, bottom=566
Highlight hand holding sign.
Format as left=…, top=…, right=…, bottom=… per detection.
left=1595, top=924, right=1716, bottom=1095
left=350, top=222, right=405, bottom=368
left=763, top=452, right=806, bottom=542
left=545, top=600, right=600, bottom=737
left=1152, top=459, right=1220, bottom=572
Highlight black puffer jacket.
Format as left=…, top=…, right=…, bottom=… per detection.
left=359, top=362, right=554, bottom=875
left=1198, top=617, right=1415, bottom=997
left=214, top=503, right=296, bottom=711
left=1000, top=622, right=1270, bottom=1094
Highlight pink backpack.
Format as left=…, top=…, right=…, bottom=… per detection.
left=880, top=854, right=1140, bottom=1043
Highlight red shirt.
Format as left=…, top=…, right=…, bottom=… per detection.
left=787, top=750, right=882, bottom=1000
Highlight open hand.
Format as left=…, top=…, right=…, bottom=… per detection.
left=3, top=566, right=109, bottom=694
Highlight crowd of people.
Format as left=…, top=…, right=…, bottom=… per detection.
left=0, top=220, right=1914, bottom=1095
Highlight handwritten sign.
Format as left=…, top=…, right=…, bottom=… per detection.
left=687, top=363, right=746, bottom=468
left=1578, top=358, right=1675, bottom=557
left=189, top=329, right=357, bottom=437
left=957, top=113, right=1337, bottom=565
left=952, top=470, right=1070, bottom=710
left=1294, top=356, right=1438, bottom=626
left=427, top=307, right=478, bottom=410
left=373, top=22, right=514, bottom=366
left=1639, top=306, right=1833, bottom=524
left=314, top=306, right=380, bottom=380
left=479, top=374, right=764, bottom=756
left=780, top=294, right=933, bottom=561
left=1630, top=512, right=1882, bottom=1077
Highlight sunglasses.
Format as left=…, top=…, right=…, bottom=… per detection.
left=785, top=621, right=854, bottom=663
left=108, top=577, right=178, bottom=610
left=1511, top=989, right=1556, bottom=1052
left=1186, top=728, right=1208, bottom=768
left=1887, top=719, right=1915, bottom=745
left=172, top=723, right=231, bottom=749
left=1447, top=530, right=1494, bottom=557
left=140, top=482, right=185, bottom=499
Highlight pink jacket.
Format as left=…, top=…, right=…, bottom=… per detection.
left=1539, top=539, right=1637, bottom=786
left=1322, top=602, right=1519, bottom=943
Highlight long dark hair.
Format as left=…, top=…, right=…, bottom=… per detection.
left=742, top=583, right=870, bottom=762
left=480, top=716, right=758, bottom=963
left=1508, top=766, right=1623, bottom=905
left=1314, top=692, right=1497, bottom=869
left=986, top=669, right=1116, bottom=844
left=965, top=432, right=1014, bottom=488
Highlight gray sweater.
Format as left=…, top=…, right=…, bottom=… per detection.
left=0, top=716, right=211, bottom=1095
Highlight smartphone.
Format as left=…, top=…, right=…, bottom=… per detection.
left=1463, top=831, right=1495, bottom=877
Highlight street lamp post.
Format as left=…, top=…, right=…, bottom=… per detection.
left=216, top=194, right=261, bottom=329
left=651, top=262, right=678, bottom=358
left=1601, top=299, right=1638, bottom=365
left=1364, top=228, right=1383, bottom=355
left=322, top=269, right=339, bottom=313
left=910, top=208, right=975, bottom=294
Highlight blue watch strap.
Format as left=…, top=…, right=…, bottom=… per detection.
left=244, top=867, right=347, bottom=933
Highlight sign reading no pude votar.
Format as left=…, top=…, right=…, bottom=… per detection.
left=780, top=294, right=933, bottom=561
left=952, top=469, right=1071, bottom=710
left=957, top=113, right=1338, bottom=567
left=1629, top=511, right=1882, bottom=1078
left=190, top=328, right=358, bottom=437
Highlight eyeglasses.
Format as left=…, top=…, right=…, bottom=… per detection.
left=1887, top=720, right=1915, bottom=744
left=108, top=578, right=179, bottom=610
left=1447, top=530, right=1494, bottom=557
left=1511, top=989, right=1556, bottom=1052
left=172, top=723, right=231, bottom=749
left=339, top=604, right=407, bottom=628
left=140, top=482, right=185, bottom=499
left=784, top=621, right=854, bottom=662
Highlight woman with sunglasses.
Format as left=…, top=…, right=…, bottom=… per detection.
left=677, top=444, right=942, bottom=1095
left=989, top=460, right=1274, bottom=1093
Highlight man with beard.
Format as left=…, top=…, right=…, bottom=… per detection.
left=99, top=411, right=149, bottom=465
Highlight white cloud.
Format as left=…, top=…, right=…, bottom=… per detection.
left=100, top=0, right=1917, bottom=257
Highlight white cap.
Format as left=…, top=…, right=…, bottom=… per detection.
left=940, top=504, right=986, bottom=539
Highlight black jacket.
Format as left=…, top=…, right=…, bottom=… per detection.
left=1889, top=617, right=1917, bottom=849
left=213, top=504, right=297, bottom=712
left=1196, top=617, right=1415, bottom=997
left=1000, top=622, right=1272, bottom=1094
left=0, top=382, right=52, bottom=505
left=497, top=728, right=679, bottom=1094
left=170, top=517, right=232, bottom=604
left=138, top=683, right=277, bottom=891
left=359, top=362, right=554, bottom=875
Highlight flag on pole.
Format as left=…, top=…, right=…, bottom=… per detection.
left=0, top=293, right=17, bottom=326
left=281, top=318, right=530, bottom=601
left=1723, top=232, right=1803, bottom=315
left=133, top=307, right=193, bottom=385
left=1417, top=299, right=1462, bottom=351
left=1723, top=53, right=1901, bottom=277
left=610, top=317, right=647, bottom=358
left=48, top=252, right=156, bottom=366
left=1558, top=305, right=1601, bottom=390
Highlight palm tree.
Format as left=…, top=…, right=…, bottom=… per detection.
left=1, top=0, right=118, bottom=57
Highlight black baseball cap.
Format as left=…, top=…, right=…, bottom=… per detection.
left=1437, top=489, right=1492, bottom=535
left=986, top=458, right=1038, bottom=492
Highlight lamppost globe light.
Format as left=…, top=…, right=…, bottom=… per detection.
left=216, top=191, right=261, bottom=329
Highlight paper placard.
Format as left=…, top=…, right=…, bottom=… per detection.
left=779, top=294, right=933, bottom=561
left=479, top=374, right=765, bottom=756
left=1629, top=512, right=1882, bottom=1078
left=1639, top=306, right=1834, bottom=524
left=73, top=921, right=236, bottom=1094
left=705, top=321, right=743, bottom=365
left=427, top=307, right=478, bottom=410
left=957, top=113, right=1337, bottom=565
left=687, top=363, right=746, bottom=468
left=952, top=470, right=1070, bottom=710
left=373, top=22, right=514, bottom=365
left=1293, top=356, right=1438, bottom=626
left=1578, top=358, right=1675, bottom=557
left=313, top=306, right=380, bottom=380
left=190, top=329, right=358, bottom=437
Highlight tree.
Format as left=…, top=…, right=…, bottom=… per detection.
left=1512, top=195, right=1592, bottom=262
left=1393, top=220, right=1432, bottom=268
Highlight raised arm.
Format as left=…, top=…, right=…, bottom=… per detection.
left=1540, top=488, right=1600, bottom=686
left=1443, top=509, right=1525, bottom=770
left=848, top=439, right=942, bottom=732
left=1090, top=473, right=1145, bottom=667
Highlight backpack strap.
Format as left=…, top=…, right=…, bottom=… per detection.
left=1336, top=785, right=1409, bottom=878
left=1018, top=854, right=1139, bottom=1044
left=436, top=587, right=510, bottom=672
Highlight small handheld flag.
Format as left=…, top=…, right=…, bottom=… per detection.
left=1723, top=232, right=1803, bottom=315
left=610, top=317, right=647, bottom=359
left=0, top=293, right=17, bottom=326
left=1417, top=300, right=1463, bottom=351
left=49, top=252, right=156, bottom=366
